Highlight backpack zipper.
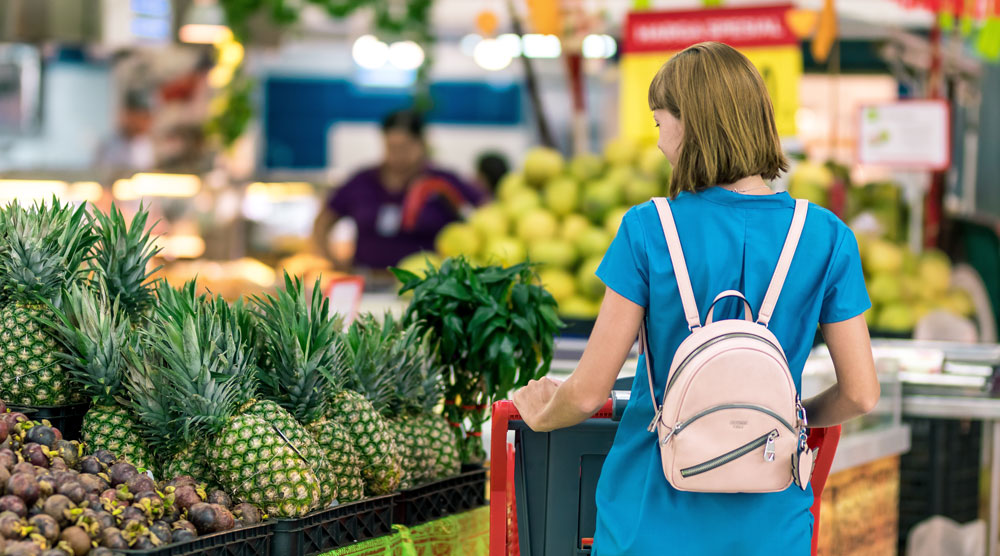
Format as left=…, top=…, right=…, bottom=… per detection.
left=664, top=332, right=789, bottom=397
left=680, top=429, right=779, bottom=478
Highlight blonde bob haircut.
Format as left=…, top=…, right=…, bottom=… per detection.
left=648, top=42, right=789, bottom=198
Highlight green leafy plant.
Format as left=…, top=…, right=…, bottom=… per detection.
left=392, top=257, right=563, bottom=463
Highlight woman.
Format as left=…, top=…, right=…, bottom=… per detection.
left=313, top=110, right=485, bottom=270
left=512, top=42, right=880, bottom=555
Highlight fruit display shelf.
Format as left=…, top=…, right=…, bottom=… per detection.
left=394, top=466, right=488, bottom=528
left=7, top=403, right=88, bottom=442
left=270, top=494, right=395, bottom=556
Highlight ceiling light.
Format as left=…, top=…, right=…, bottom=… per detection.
left=388, top=41, right=425, bottom=70
left=352, top=35, right=390, bottom=69
left=473, top=38, right=513, bottom=71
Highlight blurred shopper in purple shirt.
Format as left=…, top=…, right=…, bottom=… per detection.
left=313, top=110, right=486, bottom=270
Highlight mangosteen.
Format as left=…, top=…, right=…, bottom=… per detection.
left=0, top=511, right=24, bottom=539
left=77, top=458, right=101, bottom=477
left=3, top=540, right=41, bottom=556
left=205, top=490, right=231, bottom=507
left=74, top=475, right=103, bottom=497
left=0, top=466, right=10, bottom=493
left=0, top=498, right=25, bottom=519
left=8, top=466, right=32, bottom=478
left=232, top=503, right=261, bottom=526
left=171, top=520, right=196, bottom=535
left=51, top=444, right=76, bottom=471
left=94, top=511, right=114, bottom=531
left=172, top=528, right=196, bottom=543
left=99, top=527, right=127, bottom=549
left=91, top=451, right=115, bottom=467
left=23, top=427, right=54, bottom=449
left=48, top=428, right=60, bottom=443
left=27, top=515, right=58, bottom=544
left=133, top=492, right=163, bottom=518
left=131, top=535, right=156, bottom=550
left=90, top=549, right=112, bottom=556
left=148, top=521, right=171, bottom=544
left=172, top=485, right=200, bottom=511
left=0, top=450, right=15, bottom=472
left=107, top=463, right=136, bottom=488
left=4, top=474, right=37, bottom=507
left=59, top=526, right=90, bottom=556
left=162, top=503, right=181, bottom=524
left=119, top=506, right=145, bottom=525
left=47, top=459, right=67, bottom=472
left=19, top=445, right=46, bottom=470
left=0, top=421, right=8, bottom=445
left=41, top=495, right=73, bottom=527
left=97, top=490, right=116, bottom=505
left=125, top=475, right=154, bottom=496
left=56, top=482, right=84, bottom=505
left=188, top=503, right=233, bottom=534
left=40, top=550, right=68, bottom=556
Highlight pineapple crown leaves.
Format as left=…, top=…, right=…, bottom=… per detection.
left=253, top=273, right=345, bottom=426
left=392, top=256, right=564, bottom=402
left=0, top=198, right=98, bottom=305
left=143, top=285, right=257, bottom=443
left=341, top=312, right=435, bottom=416
left=89, top=203, right=163, bottom=323
left=123, top=347, right=185, bottom=458
left=40, top=283, right=133, bottom=406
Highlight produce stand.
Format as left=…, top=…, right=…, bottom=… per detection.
left=271, top=495, right=396, bottom=556
left=316, top=507, right=490, bottom=556
left=113, top=521, right=274, bottom=556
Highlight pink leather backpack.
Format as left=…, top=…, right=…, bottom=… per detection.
left=641, top=196, right=815, bottom=493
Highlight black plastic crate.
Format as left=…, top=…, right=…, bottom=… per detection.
left=394, top=467, right=488, bottom=527
left=110, top=521, right=273, bottom=555
left=898, top=417, right=982, bottom=553
left=9, top=403, right=88, bottom=441
left=271, top=494, right=394, bottom=556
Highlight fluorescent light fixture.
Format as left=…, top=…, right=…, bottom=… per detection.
left=352, top=35, right=390, bottom=69
left=113, top=173, right=201, bottom=200
left=583, top=34, right=617, bottom=59
left=388, top=41, right=425, bottom=70
left=179, top=0, right=229, bottom=45
left=473, top=38, right=513, bottom=71
left=497, top=33, right=523, bottom=57
left=67, top=182, right=105, bottom=203
left=522, top=34, right=561, bottom=58
left=0, top=180, right=68, bottom=202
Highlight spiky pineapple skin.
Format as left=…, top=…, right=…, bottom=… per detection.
left=208, top=407, right=321, bottom=518
left=246, top=400, right=338, bottom=507
left=165, top=442, right=214, bottom=484
left=306, top=418, right=364, bottom=504
left=82, top=404, right=152, bottom=470
left=328, top=390, right=402, bottom=495
left=390, top=414, right=433, bottom=489
left=416, top=413, right=462, bottom=480
left=0, top=303, right=80, bottom=406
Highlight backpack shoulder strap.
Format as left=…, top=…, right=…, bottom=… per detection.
left=652, top=198, right=701, bottom=331
left=757, top=199, right=809, bottom=327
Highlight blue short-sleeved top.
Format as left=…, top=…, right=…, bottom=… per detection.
left=592, top=187, right=870, bottom=556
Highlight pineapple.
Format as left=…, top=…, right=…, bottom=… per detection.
left=139, top=283, right=322, bottom=517
left=335, top=314, right=413, bottom=494
left=0, top=200, right=97, bottom=406
left=89, top=203, right=161, bottom=324
left=45, top=284, right=152, bottom=470
left=254, top=274, right=364, bottom=505
left=412, top=360, right=461, bottom=480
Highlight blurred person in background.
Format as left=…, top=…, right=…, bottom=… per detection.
left=96, top=89, right=155, bottom=171
left=475, top=151, right=509, bottom=196
left=313, top=109, right=486, bottom=270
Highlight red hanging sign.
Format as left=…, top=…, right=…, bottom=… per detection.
left=623, top=4, right=798, bottom=53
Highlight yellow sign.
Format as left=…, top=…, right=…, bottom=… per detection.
left=619, top=6, right=802, bottom=143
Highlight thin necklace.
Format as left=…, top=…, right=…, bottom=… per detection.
left=724, top=184, right=771, bottom=194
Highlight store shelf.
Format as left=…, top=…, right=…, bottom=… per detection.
left=829, top=424, right=911, bottom=475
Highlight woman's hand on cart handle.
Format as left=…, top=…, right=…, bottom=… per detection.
left=512, top=377, right=562, bottom=431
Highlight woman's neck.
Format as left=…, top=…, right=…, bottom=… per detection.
left=381, top=165, right=422, bottom=193
left=719, top=175, right=771, bottom=195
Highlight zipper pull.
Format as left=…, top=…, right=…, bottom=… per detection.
left=764, top=430, right=778, bottom=462
left=647, top=406, right=663, bottom=433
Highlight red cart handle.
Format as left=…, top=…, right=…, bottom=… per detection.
left=490, top=399, right=614, bottom=556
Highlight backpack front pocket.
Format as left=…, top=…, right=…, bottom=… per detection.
left=680, top=429, right=779, bottom=478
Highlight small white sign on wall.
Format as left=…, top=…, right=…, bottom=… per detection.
left=859, top=100, right=950, bottom=170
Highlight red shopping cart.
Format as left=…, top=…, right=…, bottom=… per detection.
left=489, top=398, right=841, bottom=556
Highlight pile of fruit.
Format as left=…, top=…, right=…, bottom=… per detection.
left=0, top=401, right=262, bottom=555
left=0, top=199, right=465, bottom=552
left=859, top=237, right=974, bottom=333
left=408, top=139, right=672, bottom=320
